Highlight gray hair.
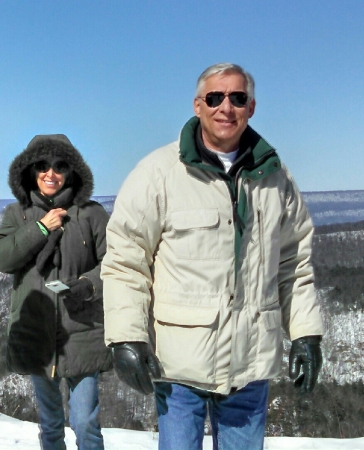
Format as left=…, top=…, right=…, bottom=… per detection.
left=195, top=63, right=255, bottom=100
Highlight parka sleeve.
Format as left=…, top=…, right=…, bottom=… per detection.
left=0, top=204, right=48, bottom=274
left=78, top=202, right=110, bottom=301
left=101, top=163, right=164, bottom=346
left=277, top=170, right=324, bottom=341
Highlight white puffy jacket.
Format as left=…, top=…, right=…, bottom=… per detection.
left=101, top=118, right=324, bottom=394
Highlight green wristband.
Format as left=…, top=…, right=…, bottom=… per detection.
left=36, top=221, right=50, bottom=236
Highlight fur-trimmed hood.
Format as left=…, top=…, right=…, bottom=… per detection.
left=9, top=134, right=94, bottom=207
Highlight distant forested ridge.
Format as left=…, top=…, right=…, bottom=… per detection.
left=2, top=189, right=364, bottom=226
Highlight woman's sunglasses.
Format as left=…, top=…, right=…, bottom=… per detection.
left=34, top=160, right=70, bottom=174
left=198, top=91, right=248, bottom=108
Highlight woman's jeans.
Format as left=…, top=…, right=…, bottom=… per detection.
left=31, top=372, right=104, bottom=450
left=155, top=380, right=269, bottom=450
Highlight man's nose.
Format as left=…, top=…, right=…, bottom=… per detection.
left=219, top=95, right=234, bottom=112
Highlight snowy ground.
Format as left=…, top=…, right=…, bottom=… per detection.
left=0, top=414, right=363, bottom=449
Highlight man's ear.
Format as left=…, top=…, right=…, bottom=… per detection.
left=248, top=99, right=256, bottom=118
left=194, top=98, right=201, bottom=118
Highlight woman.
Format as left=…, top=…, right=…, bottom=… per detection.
left=0, top=134, right=112, bottom=450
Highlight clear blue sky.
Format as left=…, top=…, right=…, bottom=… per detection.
left=1, top=0, right=363, bottom=197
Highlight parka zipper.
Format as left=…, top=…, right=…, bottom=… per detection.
left=230, top=150, right=277, bottom=233
left=257, top=209, right=264, bottom=265
left=52, top=286, right=58, bottom=379
left=51, top=265, right=62, bottom=379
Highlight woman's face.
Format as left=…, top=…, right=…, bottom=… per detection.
left=35, top=160, right=68, bottom=197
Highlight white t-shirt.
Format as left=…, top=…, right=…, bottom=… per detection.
left=209, top=148, right=239, bottom=172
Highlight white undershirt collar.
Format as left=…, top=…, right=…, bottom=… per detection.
left=208, top=148, right=239, bottom=172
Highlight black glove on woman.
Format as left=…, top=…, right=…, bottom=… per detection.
left=63, top=278, right=94, bottom=311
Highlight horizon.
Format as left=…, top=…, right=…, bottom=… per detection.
left=3, top=190, right=364, bottom=227
left=1, top=188, right=364, bottom=202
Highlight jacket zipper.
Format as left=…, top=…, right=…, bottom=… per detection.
left=52, top=267, right=61, bottom=379
left=257, top=209, right=264, bottom=264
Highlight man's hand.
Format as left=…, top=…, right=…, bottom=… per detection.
left=289, top=335, right=322, bottom=394
left=113, top=342, right=161, bottom=395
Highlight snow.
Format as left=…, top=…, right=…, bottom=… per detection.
left=0, top=414, right=363, bottom=449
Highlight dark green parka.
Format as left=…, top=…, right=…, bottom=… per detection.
left=0, top=134, right=112, bottom=379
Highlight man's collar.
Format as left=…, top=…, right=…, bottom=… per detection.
left=195, top=123, right=256, bottom=174
left=179, top=116, right=280, bottom=179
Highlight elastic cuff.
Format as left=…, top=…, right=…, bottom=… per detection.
left=36, top=221, right=50, bottom=236
left=294, top=336, right=322, bottom=345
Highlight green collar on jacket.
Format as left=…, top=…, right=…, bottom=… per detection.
left=179, top=116, right=281, bottom=181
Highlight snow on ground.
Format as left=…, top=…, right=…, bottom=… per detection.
left=0, top=414, right=363, bottom=449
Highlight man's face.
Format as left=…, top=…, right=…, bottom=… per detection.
left=194, top=72, right=255, bottom=153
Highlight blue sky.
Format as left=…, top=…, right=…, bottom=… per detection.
left=1, top=0, right=363, bottom=197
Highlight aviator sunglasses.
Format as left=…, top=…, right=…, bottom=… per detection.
left=199, top=91, right=249, bottom=108
left=34, top=160, right=70, bottom=174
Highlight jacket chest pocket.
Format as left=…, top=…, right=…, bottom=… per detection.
left=170, top=209, right=220, bottom=260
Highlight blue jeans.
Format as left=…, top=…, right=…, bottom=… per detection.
left=31, top=372, right=104, bottom=450
left=155, top=380, right=269, bottom=450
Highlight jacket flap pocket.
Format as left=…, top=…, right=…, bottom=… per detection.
left=261, top=309, right=282, bottom=331
left=154, top=301, right=219, bottom=326
left=171, top=209, right=219, bottom=231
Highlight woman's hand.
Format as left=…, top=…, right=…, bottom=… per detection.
left=40, top=209, right=68, bottom=231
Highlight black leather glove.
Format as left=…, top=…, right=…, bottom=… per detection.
left=289, top=335, right=322, bottom=394
left=113, top=342, right=161, bottom=395
left=64, top=278, right=94, bottom=301
left=63, top=278, right=94, bottom=311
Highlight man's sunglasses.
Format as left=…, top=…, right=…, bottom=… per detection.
left=34, top=160, right=70, bottom=174
left=199, top=91, right=249, bottom=108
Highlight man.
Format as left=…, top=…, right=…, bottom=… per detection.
left=101, top=63, right=324, bottom=450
